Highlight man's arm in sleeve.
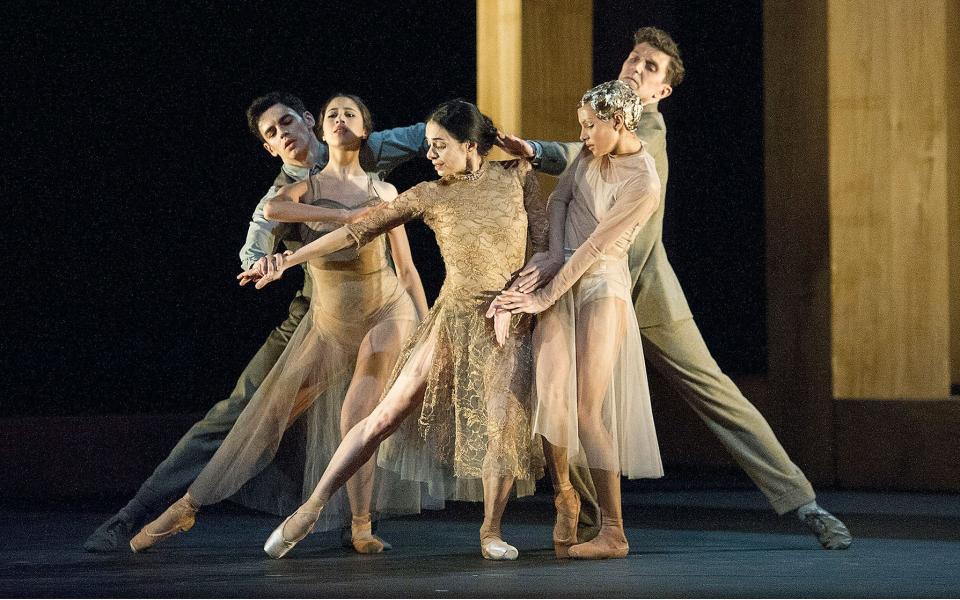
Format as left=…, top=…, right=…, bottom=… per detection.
left=362, top=123, right=428, bottom=176
left=239, top=187, right=283, bottom=270
left=529, top=141, right=583, bottom=176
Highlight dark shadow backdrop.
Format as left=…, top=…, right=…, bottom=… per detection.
left=4, top=0, right=763, bottom=416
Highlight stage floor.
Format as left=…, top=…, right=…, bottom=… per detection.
left=2, top=489, right=958, bottom=598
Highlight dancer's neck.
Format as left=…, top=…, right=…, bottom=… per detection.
left=322, top=144, right=365, bottom=180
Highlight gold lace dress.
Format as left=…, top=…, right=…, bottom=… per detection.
left=187, top=174, right=424, bottom=532
left=346, top=160, right=547, bottom=501
left=531, top=147, right=664, bottom=479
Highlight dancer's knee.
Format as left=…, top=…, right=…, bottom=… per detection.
left=362, top=409, right=400, bottom=445
left=577, top=403, right=603, bottom=432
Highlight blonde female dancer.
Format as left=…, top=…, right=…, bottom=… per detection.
left=243, top=100, right=547, bottom=561
left=492, top=80, right=664, bottom=559
left=130, top=94, right=428, bottom=554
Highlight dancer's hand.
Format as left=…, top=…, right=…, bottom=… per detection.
left=238, top=251, right=291, bottom=288
left=491, top=290, right=549, bottom=315
left=238, top=253, right=281, bottom=286
left=484, top=297, right=513, bottom=346
left=492, top=308, right=512, bottom=347
left=510, top=252, right=562, bottom=293
left=496, top=130, right=535, bottom=159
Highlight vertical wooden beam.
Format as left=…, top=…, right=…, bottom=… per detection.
left=764, top=0, right=833, bottom=481
left=828, top=0, right=950, bottom=399
left=518, top=1, right=593, bottom=143
left=477, top=0, right=592, bottom=169
left=767, top=0, right=958, bottom=488
left=948, top=0, right=960, bottom=389
left=477, top=0, right=522, bottom=136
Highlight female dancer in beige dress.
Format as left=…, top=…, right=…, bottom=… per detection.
left=129, top=94, right=429, bottom=554
left=492, top=80, right=664, bottom=559
left=243, top=99, right=547, bottom=561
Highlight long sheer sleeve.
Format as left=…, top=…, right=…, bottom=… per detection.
left=544, top=151, right=585, bottom=258
left=534, top=171, right=661, bottom=306
left=345, top=181, right=430, bottom=247
left=519, top=160, right=549, bottom=255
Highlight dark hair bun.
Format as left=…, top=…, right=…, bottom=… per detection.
left=426, top=99, right=498, bottom=156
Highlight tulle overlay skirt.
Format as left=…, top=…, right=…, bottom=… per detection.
left=532, top=256, right=663, bottom=479
left=188, top=256, right=424, bottom=532
left=377, top=287, right=545, bottom=501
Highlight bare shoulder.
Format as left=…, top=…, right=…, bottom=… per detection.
left=372, top=179, right=399, bottom=201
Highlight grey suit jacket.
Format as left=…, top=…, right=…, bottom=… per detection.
left=534, top=103, right=692, bottom=327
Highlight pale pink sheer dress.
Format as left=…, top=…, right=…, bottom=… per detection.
left=531, top=145, right=664, bottom=478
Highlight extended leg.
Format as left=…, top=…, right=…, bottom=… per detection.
left=641, top=318, right=850, bottom=548
left=264, top=336, right=436, bottom=558
left=340, top=320, right=412, bottom=553
left=84, top=295, right=308, bottom=553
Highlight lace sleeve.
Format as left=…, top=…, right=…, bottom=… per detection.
left=345, top=181, right=429, bottom=247
left=520, top=160, right=549, bottom=255
left=535, top=169, right=661, bottom=306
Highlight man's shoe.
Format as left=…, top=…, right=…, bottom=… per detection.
left=799, top=506, right=852, bottom=550
left=84, top=512, right=140, bottom=553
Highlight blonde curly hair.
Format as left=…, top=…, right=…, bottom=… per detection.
left=579, top=80, right=644, bottom=132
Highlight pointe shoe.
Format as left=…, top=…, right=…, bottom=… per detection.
left=129, top=495, right=198, bottom=553
left=479, top=523, right=518, bottom=561
left=341, top=517, right=392, bottom=551
left=351, top=514, right=391, bottom=554
left=552, top=486, right=580, bottom=558
left=568, top=515, right=628, bottom=560
left=263, top=507, right=322, bottom=559
left=480, top=537, right=519, bottom=561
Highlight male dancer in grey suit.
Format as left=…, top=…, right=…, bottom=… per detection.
left=85, top=92, right=427, bottom=552
left=499, top=27, right=851, bottom=550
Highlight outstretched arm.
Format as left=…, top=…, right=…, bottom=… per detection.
left=496, top=131, right=583, bottom=177
left=362, top=123, right=429, bottom=175
left=237, top=227, right=355, bottom=289
left=264, top=179, right=376, bottom=224
left=239, top=182, right=428, bottom=289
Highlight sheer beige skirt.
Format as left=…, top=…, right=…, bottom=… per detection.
left=532, top=256, right=663, bottom=478
left=188, top=258, right=424, bottom=532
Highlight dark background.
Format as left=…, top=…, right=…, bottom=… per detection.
left=3, top=0, right=763, bottom=416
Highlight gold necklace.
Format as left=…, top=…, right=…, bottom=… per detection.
left=450, top=161, right=486, bottom=181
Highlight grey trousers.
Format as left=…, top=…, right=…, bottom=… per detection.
left=572, top=316, right=816, bottom=538
left=124, top=294, right=309, bottom=516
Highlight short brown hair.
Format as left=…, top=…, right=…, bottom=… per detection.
left=246, top=92, right=308, bottom=141
left=633, top=27, right=685, bottom=87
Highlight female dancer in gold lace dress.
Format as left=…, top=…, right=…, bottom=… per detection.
left=129, top=94, right=428, bottom=554
left=493, top=81, right=664, bottom=559
left=243, top=100, right=547, bottom=561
